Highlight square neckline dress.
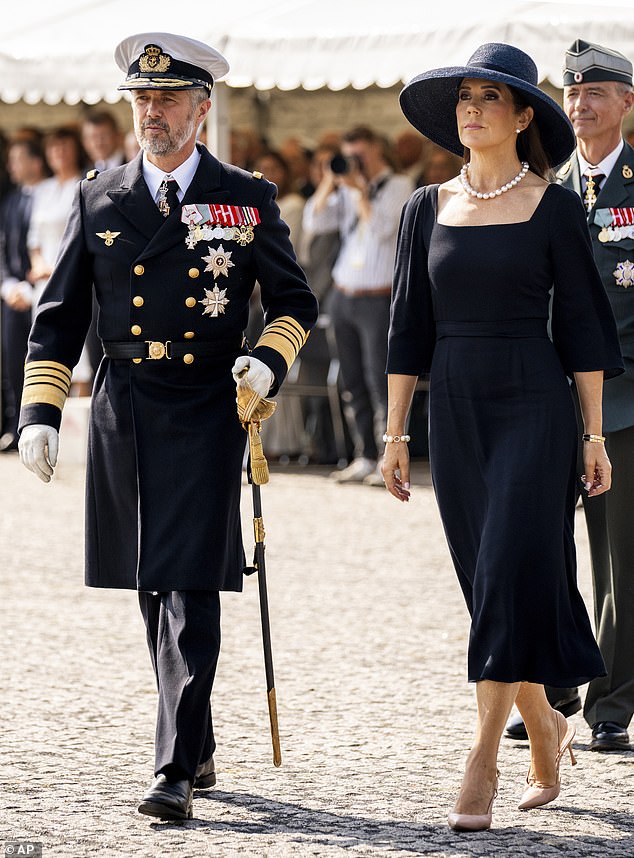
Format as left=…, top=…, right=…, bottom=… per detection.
left=387, top=182, right=624, bottom=685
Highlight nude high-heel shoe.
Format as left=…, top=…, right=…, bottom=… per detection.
left=448, top=771, right=499, bottom=832
left=518, top=717, right=577, bottom=810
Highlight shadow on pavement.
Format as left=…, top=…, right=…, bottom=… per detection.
left=147, top=789, right=634, bottom=856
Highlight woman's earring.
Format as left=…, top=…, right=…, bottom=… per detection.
left=516, top=129, right=521, bottom=134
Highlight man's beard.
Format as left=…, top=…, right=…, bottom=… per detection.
left=135, top=111, right=198, bottom=156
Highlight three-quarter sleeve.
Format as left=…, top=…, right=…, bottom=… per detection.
left=549, top=186, right=624, bottom=380
left=386, top=186, right=436, bottom=376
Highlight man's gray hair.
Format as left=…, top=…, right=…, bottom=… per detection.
left=189, top=88, right=211, bottom=110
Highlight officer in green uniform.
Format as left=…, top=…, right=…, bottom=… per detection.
left=506, top=40, right=634, bottom=752
left=18, top=33, right=318, bottom=819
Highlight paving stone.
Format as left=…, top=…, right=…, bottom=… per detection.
left=0, top=455, right=632, bottom=857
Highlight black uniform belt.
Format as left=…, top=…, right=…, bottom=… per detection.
left=103, top=337, right=244, bottom=361
left=435, top=320, right=548, bottom=339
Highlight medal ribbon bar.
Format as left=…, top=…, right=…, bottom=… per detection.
left=609, top=207, right=634, bottom=227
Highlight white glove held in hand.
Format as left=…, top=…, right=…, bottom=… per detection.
left=19, top=424, right=59, bottom=483
left=231, top=356, right=274, bottom=398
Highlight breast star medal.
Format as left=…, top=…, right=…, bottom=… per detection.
left=613, top=259, right=634, bottom=288
left=199, top=285, right=229, bottom=317
left=201, top=244, right=234, bottom=279
left=96, top=230, right=121, bottom=246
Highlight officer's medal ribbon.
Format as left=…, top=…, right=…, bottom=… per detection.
left=182, top=204, right=260, bottom=249
left=596, top=208, right=634, bottom=243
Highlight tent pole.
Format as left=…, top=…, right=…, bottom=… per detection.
left=207, top=81, right=230, bottom=162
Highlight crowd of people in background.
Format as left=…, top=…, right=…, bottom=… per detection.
left=0, top=111, right=461, bottom=471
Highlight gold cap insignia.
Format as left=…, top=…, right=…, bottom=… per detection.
left=623, top=164, right=633, bottom=179
left=139, top=45, right=171, bottom=73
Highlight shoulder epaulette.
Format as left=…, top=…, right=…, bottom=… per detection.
left=556, top=159, right=572, bottom=179
left=86, top=169, right=99, bottom=180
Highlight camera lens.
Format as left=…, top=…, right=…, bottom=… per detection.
left=329, top=154, right=348, bottom=174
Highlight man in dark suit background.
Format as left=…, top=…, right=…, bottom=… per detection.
left=18, top=33, right=317, bottom=819
left=506, top=40, right=634, bottom=753
left=0, top=135, right=47, bottom=451
left=81, top=111, right=126, bottom=173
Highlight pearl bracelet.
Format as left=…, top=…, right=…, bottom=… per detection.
left=382, top=433, right=411, bottom=443
left=582, top=433, right=606, bottom=443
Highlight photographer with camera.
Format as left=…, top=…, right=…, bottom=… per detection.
left=303, top=126, right=413, bottom=483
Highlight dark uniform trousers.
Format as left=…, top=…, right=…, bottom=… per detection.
left=329, top=288, right=390, bottom=461
left=548, top=424, right=634, bottom=727
left=138, top=590, right=221, bottom=781
left=551, top=145, right=634, bottom=730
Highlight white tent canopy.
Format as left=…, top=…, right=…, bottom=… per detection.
left=2, top=0, right=634, bottom=104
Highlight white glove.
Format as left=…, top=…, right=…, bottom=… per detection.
left=231, top=356, right=274, bottom=398
left=19, top=424, right=59, bottom=483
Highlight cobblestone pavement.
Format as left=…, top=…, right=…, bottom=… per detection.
left=1, top=454, right=632, bottom=858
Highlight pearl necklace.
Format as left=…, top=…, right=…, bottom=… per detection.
left=459, top=161, right=530, bottom=200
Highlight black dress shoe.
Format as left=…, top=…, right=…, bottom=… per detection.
left=589, top=721, right=631, bottom=752
left=194, top=755, right=216, bottom=789
left=138, top=774, right=193, bottom=820
left=504, top=694, right=582, bottom=741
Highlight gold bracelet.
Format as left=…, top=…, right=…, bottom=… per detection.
left=383, top=433, right=411, bottom=443
left=582, top=433, right=605, bottom=443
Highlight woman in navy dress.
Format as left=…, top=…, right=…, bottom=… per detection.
left=383, top=44, right=623, bottom=831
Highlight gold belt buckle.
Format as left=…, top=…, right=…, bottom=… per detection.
left=146, top=340, right=171, bottom=360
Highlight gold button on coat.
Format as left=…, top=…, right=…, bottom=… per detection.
left=132, top=296, right=144, bottom=307
left=183, top=353, right=194, bottom=364
left=184, top=331, right=195, bottom=339
left=188, top=268, right=200, bottom=278
left=131, top=324, right=142, bottom=336
left=134, top=264, right=145, bottom=276
left=133, top=358, right=142, bottom=364
left=185, top=296, right=196, bottom=308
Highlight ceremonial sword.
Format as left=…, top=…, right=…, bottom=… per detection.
left=236, top=377, right=282, bottom=767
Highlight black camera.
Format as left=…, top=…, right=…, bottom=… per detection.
left=330, top=154, right=363, bottom=175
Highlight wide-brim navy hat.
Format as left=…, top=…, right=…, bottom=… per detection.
left=400, top=43, right=575, bottom=168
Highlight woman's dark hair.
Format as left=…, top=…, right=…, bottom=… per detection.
left=509, top=87, right=551, bottom=180
left=257, top=150, right=292, bottom=196
left=44, top=125, right=90, bottom=173
left=462, top=84, right=552, bottom=180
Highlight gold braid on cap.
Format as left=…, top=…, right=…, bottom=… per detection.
left=255, top=316, right=309, bottom=369
left=21, top=360, right=72, bottom=411
left=236, top=378, right=276, bottom=485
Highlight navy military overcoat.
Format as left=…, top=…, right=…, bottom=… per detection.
left=557, top=142, right=634, bottom=433
left=20, top=145, right=318, bottom=592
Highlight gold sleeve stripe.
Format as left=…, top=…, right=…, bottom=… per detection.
left=255, top=316, right=309, bottom=369
left=24, top=360, right=72, bottom=383
left=21, top=360, right=73, bottom=412
left=24, top=368, right=73, bottom=387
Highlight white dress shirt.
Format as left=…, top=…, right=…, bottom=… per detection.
left=142, top=146, right=201, bottom=203
left=577, top=139, right=624, bottom=192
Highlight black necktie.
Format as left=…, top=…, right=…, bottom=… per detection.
left=583, top=172, right=605, bottom=212
left=158, top=177, right=180, bottom=217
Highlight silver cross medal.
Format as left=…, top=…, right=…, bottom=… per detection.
left=199, top=286, right=229, bottom=317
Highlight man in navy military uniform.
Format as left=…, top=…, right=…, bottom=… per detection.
left=505, top=40, right=634, bottom=752
left=18, top=33, right=317, bottom=819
